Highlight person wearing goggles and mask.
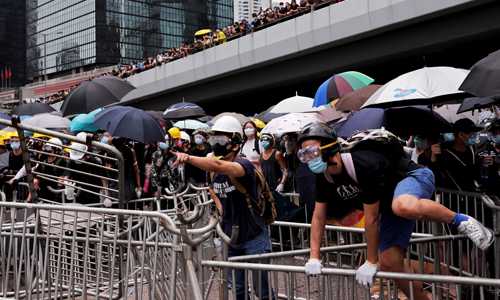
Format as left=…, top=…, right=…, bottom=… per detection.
left=171, top=116, right=275, bottom=300
left=299, top=123, right=494, bottom=300
left=10, top=138, right=66, bottom=202
left=258, top=133, right=288, bottom=192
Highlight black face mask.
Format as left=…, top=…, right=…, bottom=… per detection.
left=213, top=143, right=233, bottom=159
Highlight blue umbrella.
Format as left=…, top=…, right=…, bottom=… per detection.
left=92, top=106, right=164, bottom=144
left=0, top=113, right=11, bottom=130
left=70, top=108, right=103, bottom=132
left=336, top=106, right=452, bottom=138
left=20, top=115, right=33, bottom=122
left=163, top=102, right=206, bottom=119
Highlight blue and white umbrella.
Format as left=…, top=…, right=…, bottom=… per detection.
left=163, top=102, right=205, bottom=119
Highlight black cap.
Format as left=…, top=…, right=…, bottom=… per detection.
left=453, top=118, right=482, bottom=133
left=487, top=118, right=500, bottom=132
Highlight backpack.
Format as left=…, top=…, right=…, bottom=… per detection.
left=210, top=167, right=276, bottom=225
left=324, top=128, right=408, bottom=184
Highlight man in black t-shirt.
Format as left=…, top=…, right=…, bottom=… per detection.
left=172, top=116, right=274, bottom=300
left=186, top=132, right=211, bottom=185
left=299, top=123, right=494, bottom=300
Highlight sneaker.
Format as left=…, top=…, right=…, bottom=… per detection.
left=457, top=215, right=495, bottom=251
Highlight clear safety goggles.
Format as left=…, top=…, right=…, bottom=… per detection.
left=194, top=134, right=204, bottom=140
left=297, top=141, right=338, bottom=163
left=260, top=135, right=273, bottom=142
left=208, top=135, right=230, bottom=146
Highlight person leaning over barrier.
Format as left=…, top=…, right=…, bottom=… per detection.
left=299, top=123, right=494, bottom=300
left=171, top=116, right=274, bottom=300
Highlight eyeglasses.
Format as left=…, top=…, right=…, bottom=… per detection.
left=208, top=135, right=230, bottom=146
left=297, top=141, right=338, bottom=163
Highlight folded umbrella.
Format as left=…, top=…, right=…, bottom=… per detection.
left=92, top=106, right=164, bottom=144
left=61, top=77, right=136, bottom=117
left=313, top=71, right=374, bottom=107
left=361, top=67, right=469, bottom=109
left=12, top=103, right=55, bottom=116
left=457, top=95, right=500, bottom=114
left=262, top=113, right=327, bottom=135
left=459, top=49, right=500, bottom=98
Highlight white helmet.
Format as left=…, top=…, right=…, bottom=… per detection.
left=180, top=131, right=190, bottom=142
left=70, top=132, right=88, bottom=160
left=47, top=138, right=63, bottom=149
left=212, top=116, right=243, bottom=138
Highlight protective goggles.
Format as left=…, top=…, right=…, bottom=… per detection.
left=208, top=135, right=230, bottom=146
left=297, top=141, right=338, bottom=163
left=194, top=134, right=204, bottom=140
left=42, top=145, right=53, bottom=151
left=260, top=135, right=273, bottom=142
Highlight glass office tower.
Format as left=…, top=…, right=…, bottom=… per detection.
left=0, top=0, right=28, bottom=88
left=26, top=0, right=233, bottom=79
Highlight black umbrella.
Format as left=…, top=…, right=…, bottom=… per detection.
left=61, top=77, right=136, bottom=117
left=11, top=103, right=55, bottom=116
left=163, top=108, right=205, bottom=119
left=92, top=106, right=164, bottom=144
left=457, top=94, right=500, bottom=114
left=198, top=115, right=213, bottom=122
left=256, top=105, right=286, bottom=123
left=459, top=49, right=500, bottom=98
left=145, top=110, right=165, bottom=121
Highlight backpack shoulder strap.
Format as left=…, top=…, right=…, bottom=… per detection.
left=228, top=175, right=247, bottom=195
left=322, top=153, right=358, bottom=184
left=254, top=137, right=260, bottom=155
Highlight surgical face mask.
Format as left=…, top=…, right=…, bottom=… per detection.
left=159, top=142, right=168, bottom=150
left=101, top=137, right=108, bottom=144
left=195, top=138, right=203, bottom=145
left=308, top=157, right=327, bottom=174
left=10, top=142, right=20, bottom=150
left=244, top=128, right=255, bottom=136
left=261, top=141, right=270, bottom=149
left=492, top=135, right=500, bottom=145
left=253, top=17, right=257, bottom=20
left=461, top=133, right=476, bottom=146
left=443, top=133, right=454, bottom=142
left=416, top=138, right=429, bottom=150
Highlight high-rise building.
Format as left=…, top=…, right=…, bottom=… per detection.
left=0, top=0, right=28, bottom=88
left=234, top=0, right=269, bottom=23
left=26, top=0, right=233, bottom=81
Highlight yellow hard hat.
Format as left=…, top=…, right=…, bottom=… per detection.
left=33, top=132, right=52, bottom=139
left=168, top=127, right=181, bottom=139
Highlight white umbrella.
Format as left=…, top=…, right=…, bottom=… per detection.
left=21, top=114, right=71, bottom=129
left=434, top=104, right=478, bottom=124
left=261, top=113, right=327, bottom=134
left=361, top=67, right=470, bottom=109
left=270, top=93, right=322, bottom=114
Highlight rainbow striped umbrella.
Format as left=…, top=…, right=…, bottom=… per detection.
left=312, top=71, right=374, bottom=107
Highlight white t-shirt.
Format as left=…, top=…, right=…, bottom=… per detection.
left=241, top=138, right=263, bottom=169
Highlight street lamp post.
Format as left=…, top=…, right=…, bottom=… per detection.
left=27, top=29, right=62, bottom=100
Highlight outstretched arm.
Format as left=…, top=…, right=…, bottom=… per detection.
left=171, top=151, right=246, bottom=178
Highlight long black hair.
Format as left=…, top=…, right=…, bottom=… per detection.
left=242, top=120, right=258, bottom=144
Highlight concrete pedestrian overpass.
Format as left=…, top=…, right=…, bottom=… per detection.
left=119, top=0, right=500, bottom=114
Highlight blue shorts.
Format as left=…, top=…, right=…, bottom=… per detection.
left=379, top=168, right=435, bottom=254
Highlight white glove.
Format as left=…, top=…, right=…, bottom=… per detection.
left=135, top=187, right=142, bottom=199
left=356, top=261, right=378, bottom=289
left=305, top=258, right=322, bottom=276
left=103, top=198, right=113, bottom=207
left=275, top=183, right=284, bottom=193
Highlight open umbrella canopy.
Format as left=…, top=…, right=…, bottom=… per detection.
left=145, top=110, right=165, bottom=121
left=92, top=106, right=164, bottom=144
left=361, top=67, right=469, bottom=109
left=21, top=114, right=71, bottom=130
left=434, top=104, right=478, bottom=124
left=70, top=108, right=104, bottom=132
left=163, top=102, right=205, bottom=119
left=211, top=112, right=249, bottom=126
left=256, top=105, right=286, bottom=123
left=61, top=77, right=136, bottom=117
left=195, top=29, right=211, bottom=36
left=335, top=85, right=382, bottom=111
left=270, top=94, right=321, bottom=114
left=12, top=103, right=55, bottom=116
left=313, top=71, right=374, bottom=107
left=262, top=113, right=327, bottom=135
left=459, top=49, right=500, bottom=98
left=457, top=94, right=500, bottom=114
left=305, top=106, right=343, bottom=123
left=336, top=106, right=452, bottom=138
left=173, top=119, right=209, bottom=130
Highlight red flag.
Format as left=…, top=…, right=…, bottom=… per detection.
left=1, top=71, right=3, bottom=80
left=9, top=69, right=11, bottom=78
left=5, top=70, right=8, bottom=79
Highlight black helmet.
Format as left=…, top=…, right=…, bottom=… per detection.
left=298, top=122, right=340, bottom=163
